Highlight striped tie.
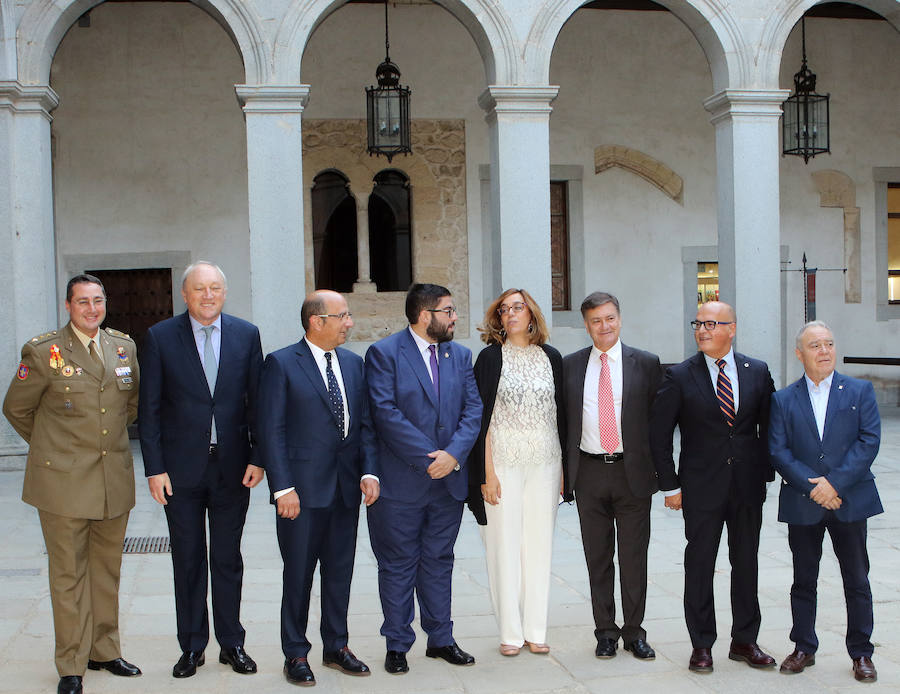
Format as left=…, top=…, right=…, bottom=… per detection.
left=715, top=358, right=735, bottom=427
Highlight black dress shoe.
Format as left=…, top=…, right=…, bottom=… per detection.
left=624, top=638, right=655, bottom=660
left=323, top=646, right=370, bottom=676
left=173, top=650, right=205, bottom=678
left=385, top=650, right=409, bottom=674
left=219, top=646, right=258, bottom=674
left=284, top=657, right=315, bottom=686
left=595, top=638, right=618, bottom=658
left=87, top=657, right=142, bottom=676
left=425, top=642, right=475, bottom=666
left=57, top=676, right=82, bottom=694
left=689, top=647, right=714, bottom=673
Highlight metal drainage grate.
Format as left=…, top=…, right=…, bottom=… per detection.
left=123, top=536, right=171, bottom=554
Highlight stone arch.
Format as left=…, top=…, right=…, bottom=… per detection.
left=0, top=0, right=15, bottom=79
left=811, top=169, right=861, bottom=303
left=759, top=0, right=900, bottom=88
left=527, top=0, right=745, bottom=92
left=16, top=0, right=268, bottom=85
left=272, top=0, right=517, bottom=85
left=594, top=145, right=684, bottom=205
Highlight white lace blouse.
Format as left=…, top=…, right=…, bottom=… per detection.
left=488, top=343, right=561, bottom=467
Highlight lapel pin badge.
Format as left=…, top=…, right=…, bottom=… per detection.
left=444, top=352, right=449, bottom=359
left=838, top=384, right=844, bottom=390
left=743, top=362, right=750, bottom=367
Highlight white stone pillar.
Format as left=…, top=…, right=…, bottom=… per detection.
left=0, top=82, right=58, bottom=453
left=353, top=192, right=376, bottom=293
left=236, top=84, right=310, bottom=354
left=704, top=89, right=789, bottom=384
left=479, top=86, right=559, bottom=321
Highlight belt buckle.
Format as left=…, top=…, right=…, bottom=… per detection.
left=208, top=444, right=218, bottom=456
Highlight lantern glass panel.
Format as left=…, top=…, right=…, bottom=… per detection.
left=374, top=92, right=402, bottom=148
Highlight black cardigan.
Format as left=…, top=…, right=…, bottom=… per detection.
left=465, top=342, right=569, bottom=525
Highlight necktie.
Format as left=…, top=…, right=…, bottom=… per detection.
left=324, top=352, right=345, bottom=438
left=716, top=358, right=736, bottom=427
left=201, top=326, right=217, bottom=443
left=428, top=344, right=440, bottom=398
left=88, top=340, right=103, bottom=369
left=597, top=352, right=619, bottom=452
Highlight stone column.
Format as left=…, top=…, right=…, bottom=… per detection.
left=235, top=84, right=310, bottom=354
left=479, top=86, right=559, bottom=321
left=353, top=191, right=376, bottom=293
left=0, top=82, right=58, bottom=453
left=704, top=89, right=789, bottom=385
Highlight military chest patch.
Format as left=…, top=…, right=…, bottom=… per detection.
left=16, top=363, right=28, bottom=380
left=49, top=344, right=64, bottom=370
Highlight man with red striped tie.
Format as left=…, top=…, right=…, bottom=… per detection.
left=649, top=301, right=776, bottom=674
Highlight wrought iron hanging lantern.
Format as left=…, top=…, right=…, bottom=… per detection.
left=782, top=16, right=830, bottom=163
left=366, top=0, right=411, bottom=162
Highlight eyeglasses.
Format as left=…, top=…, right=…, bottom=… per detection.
left=426, top=307, right=458, bottom=317
left=690, top=320, right=734, bottom=331
left=316, top=312, right=352, bottom=321
left=497, top=302, right=527, bottom=316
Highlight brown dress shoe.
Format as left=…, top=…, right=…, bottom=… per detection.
left=689, top=647, right=713, bottom=673
left=780, top=649, right=815, bottom=674
left=853, top=656, right=877, bottom=682
left=728, top=642, right=776, bottom=668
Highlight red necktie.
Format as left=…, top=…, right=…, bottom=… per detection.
left=598, top=352, right=619, bottom=452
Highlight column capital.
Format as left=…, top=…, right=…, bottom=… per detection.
left=703, top=88, right=790, bottom=125
left=478, top=85, right=559, bottom=117
left=0, top=81, right=59, bottom=119
left=235, top=84, right=311, bottom=114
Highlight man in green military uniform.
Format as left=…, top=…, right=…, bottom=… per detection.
left=3, top=274, right=141, bottom=694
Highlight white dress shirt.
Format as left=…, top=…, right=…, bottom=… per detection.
left=408, top=326, right=439, bottom=382
left=580, top=339, right=624, bottom=455
left=805, top=371, right=833, bottom=441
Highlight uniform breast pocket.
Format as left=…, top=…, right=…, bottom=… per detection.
left=49, top=380, right=89, bottom=417
left=116, top=376, right=134, bottom=391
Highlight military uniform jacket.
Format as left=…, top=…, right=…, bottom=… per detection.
left=3, top=322, right=139, bottom=520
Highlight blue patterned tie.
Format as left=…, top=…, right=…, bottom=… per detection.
left=324, top=352, right=345, bottom=439
left=716, top=358, right=735, bottom=427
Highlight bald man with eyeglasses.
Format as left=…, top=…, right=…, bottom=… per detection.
left=649, top=301, right=776, bottom=674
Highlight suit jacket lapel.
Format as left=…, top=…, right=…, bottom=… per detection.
left=792, top=376, right=821, bottom=443
left=335, top=348, right=356, bottom=420
left=177, top=312, right=210, bottom=396
left=568, top=347, right=591, bottom=441
left=621, top=344, right=634, bottom=414
left=400, top=329, right=439, bottom=409
left=688, top=352, right=720, bottom=414
left=98, top=330, right=119, bottom=386
left=295, top=339, right=336, bottom=420
left=822, top=372, right=845, bottom=444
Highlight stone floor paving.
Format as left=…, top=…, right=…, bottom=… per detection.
left=2, top=411, right=899, bottom=693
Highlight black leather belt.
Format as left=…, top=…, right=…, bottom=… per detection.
left=208, top=444, right=218, bottom=457
left=580, top=450, right=623, bottom=463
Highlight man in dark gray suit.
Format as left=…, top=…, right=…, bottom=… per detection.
left=563, top=292, right=662, bottom=661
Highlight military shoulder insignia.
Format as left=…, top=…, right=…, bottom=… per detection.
left=29, top=330, right=59, bottom=345
left=16, top=363, right=28, bottom=380
left=106, top=328, right=131, bottom=339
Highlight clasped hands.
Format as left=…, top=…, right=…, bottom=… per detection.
left=808, top=476, right=842, bottom=510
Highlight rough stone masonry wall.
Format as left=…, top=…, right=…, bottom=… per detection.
left=302, top=119, right=469, bottom=342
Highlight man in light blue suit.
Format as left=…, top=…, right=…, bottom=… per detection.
left=769, top=320, right=882, bottom=683
left=365, top=283, right=482, bottom=674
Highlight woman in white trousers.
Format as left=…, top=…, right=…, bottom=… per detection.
left=467, top=288, right=567, bottom=656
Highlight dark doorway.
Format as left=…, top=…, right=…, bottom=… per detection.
left=369, top=169, right=412, bottom=292
left=311, top=170, right=358, bottom=292
left=88, top=268, right=174, bottom=357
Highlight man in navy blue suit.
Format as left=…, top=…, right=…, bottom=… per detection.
left=139, top=261, right=263, bottom=679
left=769, top=321, right=882, bottom=683
left=257, top=290, right=379, bottom=687
left=650, top=301, right=776, bottom=673
left=365, top=283, right=482, bottom=674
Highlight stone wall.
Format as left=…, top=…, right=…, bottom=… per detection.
left=302, top=118, right=469, bottom=341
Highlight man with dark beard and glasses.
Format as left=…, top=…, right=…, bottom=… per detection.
left=365, top=284, right=482, bottom=674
